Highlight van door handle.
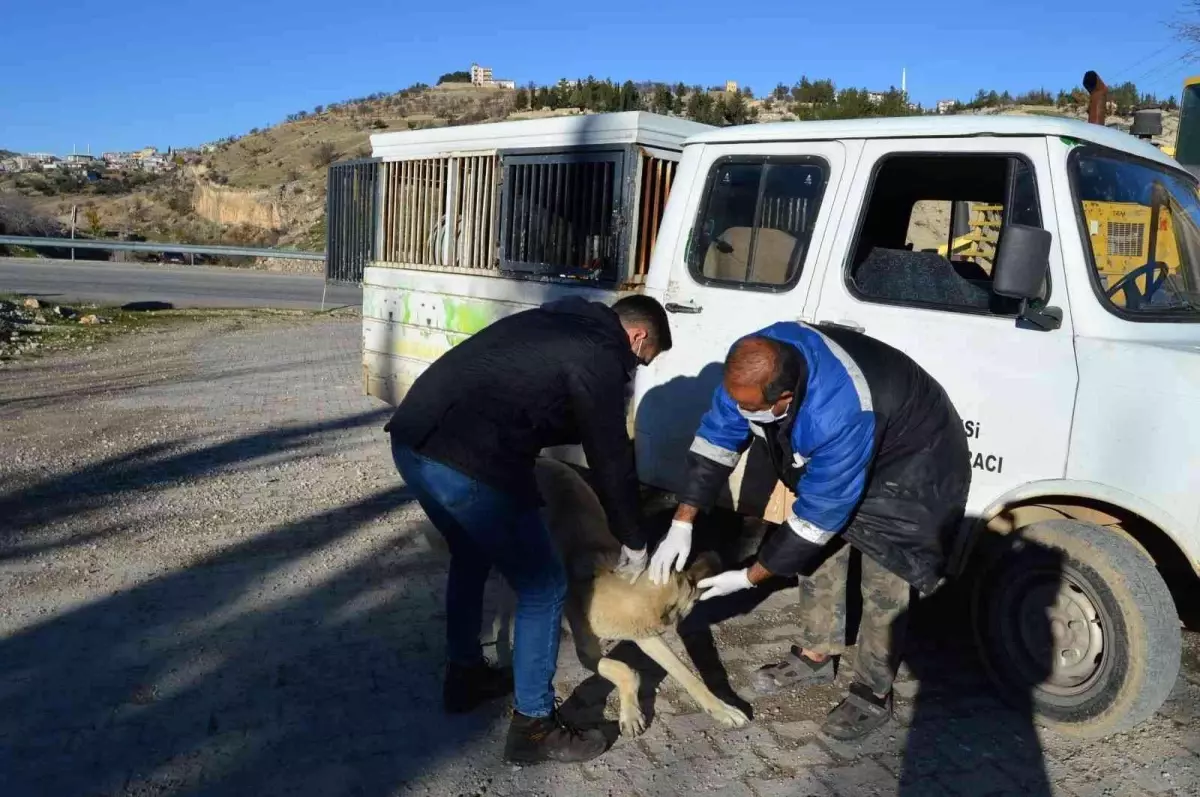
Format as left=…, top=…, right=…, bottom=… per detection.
left=820, top=319, right=865, bottom=333
left=665, top=302, right=703, bottom=314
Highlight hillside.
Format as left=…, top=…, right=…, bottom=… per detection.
left=1, top=83, right=527, bottom=262
left=1, top=81, right=1183, bottom=272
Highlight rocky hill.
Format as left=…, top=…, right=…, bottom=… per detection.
left=0, top=82, right=1183, bottom=272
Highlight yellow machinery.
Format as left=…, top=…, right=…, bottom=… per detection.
left=938, top=203, right=1002, bottom=268
left=1079, top=199, right=1180, bottom=305
left=934, top=74, right=1200, bottom=307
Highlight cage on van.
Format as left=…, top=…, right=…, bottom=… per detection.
left=368, top=112, right=712, bottom=286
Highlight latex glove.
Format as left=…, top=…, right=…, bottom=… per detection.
left=697, top=568, right=754, bottom=601
left=649, top=519, right=693, bottom=585
left=614, top=546, right=648, bottom=582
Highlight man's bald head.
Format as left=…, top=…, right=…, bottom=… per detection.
left=724, top=336, right=802, bottom=411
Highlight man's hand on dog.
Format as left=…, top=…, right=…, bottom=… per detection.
left=649, top=519, right=693, bottom=584
left=697, top=567, right=754, bottom=600
left=615, top=546, right=648, bottom=582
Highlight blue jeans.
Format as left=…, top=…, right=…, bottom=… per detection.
left=391, top=441, right=567, bottom=718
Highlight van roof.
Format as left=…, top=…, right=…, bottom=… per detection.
left=370, top=111, right=712, bottom=161
left=686, top=114, right=1182, bottom=172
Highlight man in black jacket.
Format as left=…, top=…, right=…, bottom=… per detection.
left=385, top=294, right=671, bottom=764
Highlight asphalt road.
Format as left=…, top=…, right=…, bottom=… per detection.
left=0, top=257, right=361, bottom=310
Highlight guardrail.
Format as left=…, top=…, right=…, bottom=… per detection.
left=0, top=235, right=325, bottom=262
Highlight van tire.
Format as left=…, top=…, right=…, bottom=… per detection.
left=970, top=519, right=1181, bottom=738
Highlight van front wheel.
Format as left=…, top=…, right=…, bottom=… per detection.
left=970, top=519, right=1181, bottom=738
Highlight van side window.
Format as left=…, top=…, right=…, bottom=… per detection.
left=849, top=155, right=1045, bottom=314
left=689, top=158, right=828, bottom=289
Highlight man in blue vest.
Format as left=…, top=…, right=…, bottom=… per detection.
left=648, top=322, right=970, bottom=741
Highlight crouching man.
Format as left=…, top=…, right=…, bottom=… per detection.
left=386, top=295, right=672, bottom=764
left=648, top=322, right=970, bottom=740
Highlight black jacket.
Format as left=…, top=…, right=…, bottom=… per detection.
left=384, top=297, right=644, bottom=550
left=680, top=322, right=970, bottom=594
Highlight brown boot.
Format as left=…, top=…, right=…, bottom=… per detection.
left=503, top=708, right=608, bottom=764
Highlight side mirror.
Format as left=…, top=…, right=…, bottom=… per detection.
left=992, top=224, right=1052, bottom=300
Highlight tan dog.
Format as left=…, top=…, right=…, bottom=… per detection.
left=416, top=457, right=750, bottom=736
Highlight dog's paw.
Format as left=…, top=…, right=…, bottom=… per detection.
left=619, top=705, right=647, bottom=737
left=706, top=701, right=750, bottom=729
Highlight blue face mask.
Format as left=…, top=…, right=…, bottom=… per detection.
left=738, top=405, right=786, bottom=424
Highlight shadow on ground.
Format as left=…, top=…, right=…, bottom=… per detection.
left=656, top=517, right=1063, bottom=796
left=0, top=353, right=347, bottom=415
left=0, top=413, right=524, bottom=796
left=0, top=407, right=391, bottom=549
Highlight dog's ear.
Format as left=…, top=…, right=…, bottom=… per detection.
left=685, top=551, right=722, bottom=585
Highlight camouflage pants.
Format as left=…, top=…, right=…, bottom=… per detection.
left=795, top=543, right=911, bottom=696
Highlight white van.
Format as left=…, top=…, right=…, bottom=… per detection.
left=361, top=111, right=1199, bottom=738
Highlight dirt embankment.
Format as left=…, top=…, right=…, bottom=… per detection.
left=191, top=183, right=284, bottom=229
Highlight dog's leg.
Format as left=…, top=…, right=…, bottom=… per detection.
left=633, top=635, right=750, bottom=729
left=563, top=600, right=646, bottom=737
left=489, top=582, right=516, bottom=669
left=597, top=658, right=645, bottom=737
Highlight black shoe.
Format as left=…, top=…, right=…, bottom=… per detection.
left=750, top=646, right=837, bottom=695
left=820, top=682, right=892, bottom=741
left=503, top=707, right=608, bottom=764
left=443, top=660, right=513, bottom=714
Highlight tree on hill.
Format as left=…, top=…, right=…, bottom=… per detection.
left=650, top=84, right=676, bottom=114
left=1016, top=89, right=1054, bottom=106
left=619, top=80, right=641, bottom=111
left=310, top=142, right=337, bottom=168
left=438, top=71, right=472, bottom=84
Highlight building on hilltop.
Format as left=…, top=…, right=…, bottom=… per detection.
left=8, top=156, right=39, bottom=172
left=469, top=63, right=515, bottom=90
left=937, top=99, right=956, bottom=114
left=470, top=63, right=493, bottom=86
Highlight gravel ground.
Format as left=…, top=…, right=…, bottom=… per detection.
left=0, top=314, right=1197, bottom=797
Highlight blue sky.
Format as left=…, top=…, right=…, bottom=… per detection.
left=1, top=0, right=1193, bottom=154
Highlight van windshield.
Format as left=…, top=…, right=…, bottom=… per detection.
left=1072, top=150, right=1200, bottom=319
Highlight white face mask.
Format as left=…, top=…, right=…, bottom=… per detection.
left=628, top=339, right=646, bottom=379
left=738, top=405, right=786, bottom=424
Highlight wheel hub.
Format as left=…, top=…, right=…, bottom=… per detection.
left=1018, top=578, right=1105, bottom=693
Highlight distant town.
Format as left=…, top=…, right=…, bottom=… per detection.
left=0, top=144, right=217, bottom=178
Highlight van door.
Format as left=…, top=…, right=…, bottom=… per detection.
left=635, top=140, right=853, bottom=503
left=810, top=137, right=1078, bottom=516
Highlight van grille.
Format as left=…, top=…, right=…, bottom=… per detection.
left=1107, top=222, right=1144, bottom=258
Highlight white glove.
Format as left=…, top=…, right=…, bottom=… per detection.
left=649, top=519, right=693, bottom=585
left=697, top=568, right=754, bottom=601
left=614, top=546, right=648, bottom=582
